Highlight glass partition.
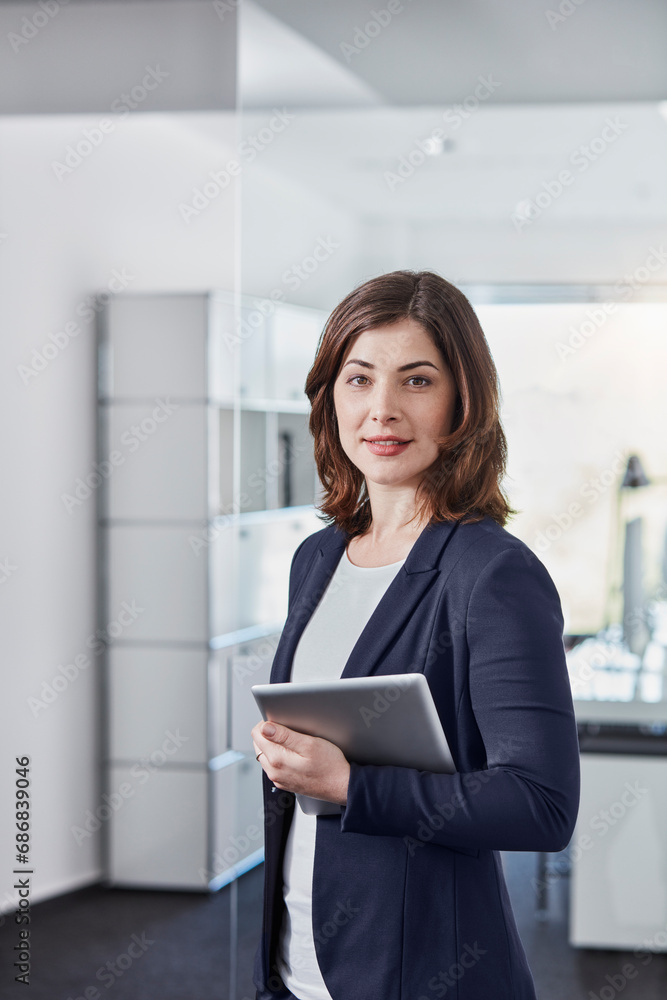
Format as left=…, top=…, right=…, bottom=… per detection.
left=235, top=2, right=667, bottom=995
left=470, top=293, right=667, bottom=638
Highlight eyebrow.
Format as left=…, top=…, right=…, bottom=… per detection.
left=342, top=359, right=439, bottom=372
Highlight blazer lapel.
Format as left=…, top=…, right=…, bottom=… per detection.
left=270, top=517, right=462, bottom=684
left=269, top=524, right=349, bottom=684
left=341, top=517, right=460, bottom=679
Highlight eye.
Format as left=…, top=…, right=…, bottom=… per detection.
left=345, top=374, right=433, bottom=387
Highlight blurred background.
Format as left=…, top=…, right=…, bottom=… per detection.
left=2, top=1, right=667, bottom=997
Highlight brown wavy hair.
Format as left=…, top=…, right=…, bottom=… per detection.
left=305, top=269, right=517, bottom=537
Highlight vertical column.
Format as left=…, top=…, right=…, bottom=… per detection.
left=100, top=292, right=216, bottom=888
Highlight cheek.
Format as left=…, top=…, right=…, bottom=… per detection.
left=410, top=401, right=454, bottom=446
left=418, top=397, right=450, bottom=429
left=332, top=396, right=356, bottom=447
left=334, top=392, right=360, bottom=426
left=436, top=384, right=458, bottom=424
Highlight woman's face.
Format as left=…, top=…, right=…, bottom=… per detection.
left=332, top=318, right=458, bottom=492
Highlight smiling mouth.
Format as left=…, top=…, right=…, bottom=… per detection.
left=364, top=438, right=412, bottom=444
left=363, top=438, right=413, bottom=454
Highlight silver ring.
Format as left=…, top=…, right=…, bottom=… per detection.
left=256, top=751, right=264, bottom=761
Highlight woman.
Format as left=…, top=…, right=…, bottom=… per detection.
left=251, top=270, right=580, bottom=1000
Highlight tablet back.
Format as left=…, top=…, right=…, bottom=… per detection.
left=251, top=672, right=455, bottom=774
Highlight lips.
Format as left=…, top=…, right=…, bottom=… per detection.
left=364, top=437, right=412, bottom=456
left=364, top=437, right=411, bottom=444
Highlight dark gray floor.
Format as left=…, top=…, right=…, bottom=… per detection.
left=1, top=852, right=666, bottom=999
left=503, top=850, right=667, bottom=999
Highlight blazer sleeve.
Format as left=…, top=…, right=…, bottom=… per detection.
left=339, top=545, right=581, bottom=853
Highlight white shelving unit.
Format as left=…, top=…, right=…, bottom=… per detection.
left=97, top=289, right=325, bottom=890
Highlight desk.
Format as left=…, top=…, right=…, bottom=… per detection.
left=569, top=648, right=667, bottom=950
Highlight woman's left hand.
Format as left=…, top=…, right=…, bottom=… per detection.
left=251, top=721, right=351, bottom=805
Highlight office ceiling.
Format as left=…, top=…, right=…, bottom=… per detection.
left=238, top=101, right=667, bottom=223
left=246, top=0, right=667, bottom=107
left=236, top=1, right=667, bottom=226
left=2, top=0, right=664, bottom=228
left=0, top=0, right=237, bottom=113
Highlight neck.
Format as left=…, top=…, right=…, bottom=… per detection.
left=360, top=485, right=428, bottom=541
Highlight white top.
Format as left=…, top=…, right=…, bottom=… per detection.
left=275, top=546, right=406, bottom=1000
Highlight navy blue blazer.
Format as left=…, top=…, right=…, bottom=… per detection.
left=253, top=514, right=580, bottom=1000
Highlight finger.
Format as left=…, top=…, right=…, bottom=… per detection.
left=253, top=729, right=287, bottom=769
left=252, top=737, right=273, bottom=765
left=259, top=722, right=310, bottom=755
left=252, top=728, right=276, bottom=758
left=252, top=722, right=278, bottom=761
left=250, top=722, right=266, bottom=746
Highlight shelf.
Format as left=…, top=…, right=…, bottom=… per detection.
left=98, top=288, right=326, bottom=890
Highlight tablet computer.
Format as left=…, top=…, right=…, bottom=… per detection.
left=251, top=673, right=456, bottom=815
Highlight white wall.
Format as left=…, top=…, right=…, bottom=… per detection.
left=0, top=109, right=237, bottom=911
left=240, top=156, right=364, bottom=311
left=356, top=217, right=667, bottom=286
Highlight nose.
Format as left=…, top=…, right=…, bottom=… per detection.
left=369, top=380, right=401, bottom=424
